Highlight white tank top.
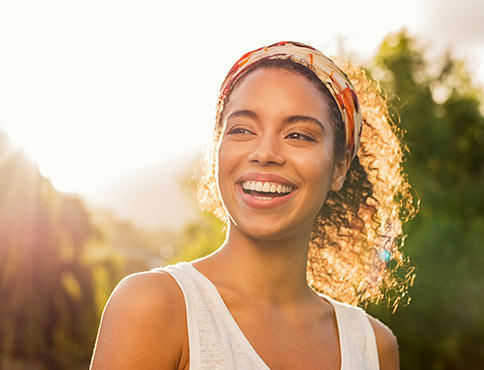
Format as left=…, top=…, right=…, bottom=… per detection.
left=152, top=262, right=380, bottom=370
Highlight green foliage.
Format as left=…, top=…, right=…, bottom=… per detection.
left=0, top=140, right=95, bottom=369
left=366, top=30, right=484, bottom=369
left=0, top=134, right=129, bottom=369
left=0, top=131, right=199, bottom=369
left=168, top=162, right=226, bottom=264
left=170, top=211, right=225, bottom=264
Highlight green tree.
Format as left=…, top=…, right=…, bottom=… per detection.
left=171, top=210, right=225, bottom=263
left=367, top=31, right=484, bottom=369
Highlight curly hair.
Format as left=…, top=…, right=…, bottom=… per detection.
left=197, top=57, right=418, bottom=308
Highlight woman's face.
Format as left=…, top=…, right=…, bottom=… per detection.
left=217, top=67, right=349, bottom=241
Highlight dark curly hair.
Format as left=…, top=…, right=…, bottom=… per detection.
left=198, top=57, right=418, bottom=308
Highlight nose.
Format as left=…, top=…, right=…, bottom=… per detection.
left=247, top=133, right=286, bottom=166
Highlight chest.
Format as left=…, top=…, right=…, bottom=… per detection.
left=229, top=302, right=341, bottom=370
left=179, top=305, right=341, bottom=370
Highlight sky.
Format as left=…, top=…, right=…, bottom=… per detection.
left=1, top=0, right=483, bottom=196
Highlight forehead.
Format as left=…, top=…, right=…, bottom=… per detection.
left=224, top=67, right=330, bottom=119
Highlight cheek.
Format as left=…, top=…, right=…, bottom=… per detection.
left=216, top=141, right=231, bottom=181
left=216, top=141, right=238, bottom=200
left=300, top=152, right=335, bottom=202
left=217, top=137, right=248, bottom=173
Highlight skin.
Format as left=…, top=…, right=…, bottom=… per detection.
left=90, top=68, right=399, bottom=370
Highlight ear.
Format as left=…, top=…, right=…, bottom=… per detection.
left=330, top=149, right=352, bottom=192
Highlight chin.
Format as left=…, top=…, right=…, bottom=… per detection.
left=230, top=216, right=310, bottom=242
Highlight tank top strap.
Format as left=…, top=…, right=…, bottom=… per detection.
left=323, top=295, right=380, bottom=370
left=151, top=263, right=202, bottom=369
left=151, top=262, right=270, bottom=370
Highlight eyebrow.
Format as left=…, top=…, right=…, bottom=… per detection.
left=283, top=115, right=325, bottom=132
left=225, top=110, right=259, bottom=122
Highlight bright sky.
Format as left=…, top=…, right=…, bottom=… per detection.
left=1, top=0, right=483, bottom=195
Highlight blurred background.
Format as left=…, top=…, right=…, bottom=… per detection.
left=1, top=0, right=483, bottom=369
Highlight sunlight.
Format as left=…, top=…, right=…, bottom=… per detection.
left=0, top=0, right=433, bottom=197
left=0, top=132, right=41, bottom=267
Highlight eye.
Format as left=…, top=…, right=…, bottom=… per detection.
left=285, top=132, right=315, bottom=141
left=227, top=127, right=254, bottom=135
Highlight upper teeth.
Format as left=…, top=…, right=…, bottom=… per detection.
left=241, top=181, right=294, bottom=194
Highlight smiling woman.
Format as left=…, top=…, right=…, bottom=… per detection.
left=90, top=41, right=417, bottom=370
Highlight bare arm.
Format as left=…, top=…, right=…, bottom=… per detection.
left=90, top=271, right=188, bottom=370
left=367, top=316, right=400, bottom=370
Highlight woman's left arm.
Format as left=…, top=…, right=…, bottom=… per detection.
left=367, top=316, right=400, bottom=370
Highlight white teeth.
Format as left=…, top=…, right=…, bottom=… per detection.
left=254, top=196, right=273, bottom=200
left=240, top=180, right=294, bottom=194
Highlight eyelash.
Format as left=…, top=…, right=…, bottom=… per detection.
left=227, top=127, right=254, bottom=135
left=285, top=132, right=315, bottom=141
left=227, top=127, right=315, bottom=142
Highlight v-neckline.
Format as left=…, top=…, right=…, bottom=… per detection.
left=184, top=262, right=346, bottom=370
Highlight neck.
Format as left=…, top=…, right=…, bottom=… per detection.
left=203, top=222, right=315, bottom=306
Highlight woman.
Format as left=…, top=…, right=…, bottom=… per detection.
left=90, top=41, right=416, bottom=370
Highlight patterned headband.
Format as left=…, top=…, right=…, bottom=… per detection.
left=218, top=41, right=362, bottom=160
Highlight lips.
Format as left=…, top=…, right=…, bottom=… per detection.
left=235, top=172, right=297, bottom=209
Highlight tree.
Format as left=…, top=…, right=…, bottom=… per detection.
left=367, top=30, right=484, bottom=369
left=0, top=132, right=107, bottom=369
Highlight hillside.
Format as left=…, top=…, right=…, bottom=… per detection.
left=84, top=151, right=203, bottom=231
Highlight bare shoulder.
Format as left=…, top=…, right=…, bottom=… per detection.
left=366, top=314, right=400, bottom=370
left=90, top=270, right=188, bottom=370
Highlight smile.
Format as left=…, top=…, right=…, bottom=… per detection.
left=241, top=181, right=294, bottom=199
left=236, top=175, right=297, bottom=209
